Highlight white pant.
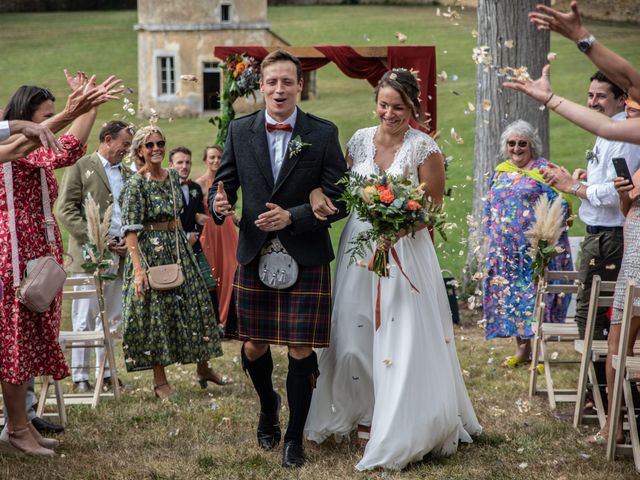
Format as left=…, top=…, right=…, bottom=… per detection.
left=71, top=274, right=123, bottom=382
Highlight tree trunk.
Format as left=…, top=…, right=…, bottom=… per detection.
left=463, top=0, right=550, bottom=294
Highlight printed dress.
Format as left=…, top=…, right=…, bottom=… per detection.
left=482, top=157, right=573, bottom=340
left=120, top=169, right=222, bottom=372
left=305, top=127, right=482, bottom=470
left=0, top=134, right=85, bottom=385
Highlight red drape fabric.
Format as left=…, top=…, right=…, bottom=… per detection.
left=213, top=45, right=437, bottom=129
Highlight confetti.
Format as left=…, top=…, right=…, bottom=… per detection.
left=467, top=102, right=475, bottom=112
left=383, top=358, right=393, bottom=367
left=450, top=128, right=464, bottom=144
left=472, top=46, right=492, bottom=66
left=394, top=32, right=408, bottom=43
left=482, top=99, right=492, bottom=111
left=180, top=74, right=198, bottom=82
left=547, top=52, right=557, bottom=62
left=504, top=39, right=515, bottom=48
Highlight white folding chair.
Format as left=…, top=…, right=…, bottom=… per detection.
left=573, top=275, right=616, bottom=428
left=529, top=270, right=580, bottom=409
left=37, top=275, right=121, bottom=424
left=608, top=279, right=640, bottom=470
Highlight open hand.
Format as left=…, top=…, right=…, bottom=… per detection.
left=528, top=1, right=589, bottom=41
left=503, top=64, right=553, bottom=104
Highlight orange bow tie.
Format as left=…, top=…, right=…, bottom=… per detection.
left=266, top=123, right=293, bottom=133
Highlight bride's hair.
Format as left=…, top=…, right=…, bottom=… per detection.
left=375, top=69, right=423, bottom=123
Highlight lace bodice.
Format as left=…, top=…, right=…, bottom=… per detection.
left=346, top=126, right=441, bottom=185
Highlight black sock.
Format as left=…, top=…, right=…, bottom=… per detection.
left=284, top=352, right=319, bottom=444
left=241, top=345, right=278, bottom=413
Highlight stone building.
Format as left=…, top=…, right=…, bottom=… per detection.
left=135, top=0, right=288, bottom=118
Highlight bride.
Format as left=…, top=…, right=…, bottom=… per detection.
left=304, top=69, right=481, bottom=470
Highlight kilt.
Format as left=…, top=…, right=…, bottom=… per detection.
left=228, top=258, right=332, bottom=347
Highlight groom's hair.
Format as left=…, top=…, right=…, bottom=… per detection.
left=261, top=50, right=303, bottom=82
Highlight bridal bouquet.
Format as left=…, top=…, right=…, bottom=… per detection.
left=339, top=172, right=448, bottom=277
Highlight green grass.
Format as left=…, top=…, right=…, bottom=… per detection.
left=4, top=7, right=640, bottom=277
left=1, top=7, right=640, bottom=478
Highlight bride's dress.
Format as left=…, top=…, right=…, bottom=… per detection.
left=304, top=126, right=482, bottom=471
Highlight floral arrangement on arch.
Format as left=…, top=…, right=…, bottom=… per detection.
left=214, top=53, right=261, bottom=146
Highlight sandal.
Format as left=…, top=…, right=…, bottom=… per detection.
left=197, top=368, right=233, bottom=389
left=153, top=382, right=178, bottom=402
left=586, top=430, right=624, bottom=446
left=501, top=356, right=528, bottom=369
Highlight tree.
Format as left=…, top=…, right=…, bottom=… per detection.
left=464, top=0, right=551, bottom=294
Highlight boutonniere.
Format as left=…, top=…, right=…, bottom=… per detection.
left=289, top=135, right=312, bottom=160
left=190, top=189, right=198, bottom=199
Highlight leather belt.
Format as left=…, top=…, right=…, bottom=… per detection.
left=586, top=225, right=623, bottom=234
left=144, top=219, right=182, bottom=231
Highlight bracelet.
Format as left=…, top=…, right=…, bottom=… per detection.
left=549, top=97, right=564, bottom=111
left=543, top=92, right=555, bottom=106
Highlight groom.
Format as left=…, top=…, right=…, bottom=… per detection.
left=210, top=50, right=347, bottom=467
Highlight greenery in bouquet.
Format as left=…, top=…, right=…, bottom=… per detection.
left=338, top=172, right=449, bottom=277
left=81, top=193, right=118, bottom=281
left=214, top=54, right=261, bottom=146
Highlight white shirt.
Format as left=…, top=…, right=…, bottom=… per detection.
left=98, top=153, right=124, bottom=238
left=181, top=181, right=190, bottom=206
left=579, top=111, right=640, bottom=227
left=265, top=109, right=297, bottom=182
left=0, top=120, right=10, bottom=141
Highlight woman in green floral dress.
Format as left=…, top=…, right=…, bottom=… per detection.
left=120, top=126, right=222, bottom=400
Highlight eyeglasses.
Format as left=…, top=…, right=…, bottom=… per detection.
left=144, top=140, right=166, bottom=150
left=507, top=140, right=529, bottom=148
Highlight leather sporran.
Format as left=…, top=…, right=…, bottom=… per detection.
left=258, top=237, right=299, bottom=290
left=146, top=263, right=184, bottom=291
left=18, top=256, right=67, bottom=312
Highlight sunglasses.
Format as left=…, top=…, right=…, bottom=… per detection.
left=507, top=140, right=529, bottom=148
left=144, top=140, right=166, bottom=150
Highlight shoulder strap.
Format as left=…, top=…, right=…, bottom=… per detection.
left=168, top=171, right=181, bottom=265
left=40, top=168, right=56, bottom=245
left=3, top=163, right=21, bottom=288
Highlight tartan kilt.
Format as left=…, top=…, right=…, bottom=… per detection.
left=228, top=258, right=332, bottom=347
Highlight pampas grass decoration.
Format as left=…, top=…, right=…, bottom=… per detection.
left=525, top=194, right=566, bottom=281
left=84, top=192, right=113, bottom=258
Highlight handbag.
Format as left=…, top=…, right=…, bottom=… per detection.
left=3, top=163, right=67, bottom=312
left=140, top=175, right=184, bottom=291
left=258, top=237, right=299, bottom=290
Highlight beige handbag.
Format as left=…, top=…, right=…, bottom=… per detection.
left=3, top=164, right=67, bottom=313
left=140, top=176, right=184, bottom=291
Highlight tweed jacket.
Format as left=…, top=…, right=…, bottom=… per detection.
left=55, top=152, right=131, bottom=273
left=209, top=108, right=348, bottom=266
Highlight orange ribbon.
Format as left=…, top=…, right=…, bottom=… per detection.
left=368, top=246, right=420, bottom=330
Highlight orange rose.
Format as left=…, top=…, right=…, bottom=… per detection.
left=407, top=200, right=421, bottom=211
left=380, top=190, right=394, bottom=204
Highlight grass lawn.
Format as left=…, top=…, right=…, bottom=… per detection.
left=1, top=5, right=640, bottom=479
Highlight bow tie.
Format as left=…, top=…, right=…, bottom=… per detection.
left=266, top=123, right=293, bottom=133
left=180, top=179, right=190, bottom=186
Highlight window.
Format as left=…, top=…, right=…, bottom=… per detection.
left=157, top=56, right=175, bottom=96
left=220, top=3, right=231, bottom=23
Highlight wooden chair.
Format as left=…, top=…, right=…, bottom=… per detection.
left=607, top=279, right=640, bottom=470
left=529, top=269, right=580, bottom=409
left=37, top=275, right=121, bottom=425
left=573, top=275, right=617, bottom=428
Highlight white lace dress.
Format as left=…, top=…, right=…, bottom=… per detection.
left=304, top=126, right=482, bottom=470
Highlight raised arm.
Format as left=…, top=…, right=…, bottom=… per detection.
left=0, top=121, right=61, bottom=163
left=503, top=64, right=640, bottom=144
left=528, top=0, right=640, bottom=101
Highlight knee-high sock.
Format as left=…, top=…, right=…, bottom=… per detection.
left=284, top=352, right=319, bottom=444
left=241, top=345, right=278, bottom=413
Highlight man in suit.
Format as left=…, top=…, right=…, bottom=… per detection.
left=56, top=120, right=134, bottom=393
left=211, top=50, right=347, bottom=468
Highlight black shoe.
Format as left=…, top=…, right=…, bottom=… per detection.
left=102, top=377, right=129, bottom=392
left=72, top=380, right=93, bottom=394
left=31, top=416, right=64, bottom=434
left=282, top=440, right=305, bottom=468
left=257, top=392, right=281, bottom=450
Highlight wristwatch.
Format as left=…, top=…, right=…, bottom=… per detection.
left=571, top=182, right=582, bottom=195
left=577, top=34, right=596, bottom=53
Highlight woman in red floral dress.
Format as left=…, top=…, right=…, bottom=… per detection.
left=0, top=73, right=120, bottom=456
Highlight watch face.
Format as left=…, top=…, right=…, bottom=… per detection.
left=577, top=35, right=594, bottom=53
